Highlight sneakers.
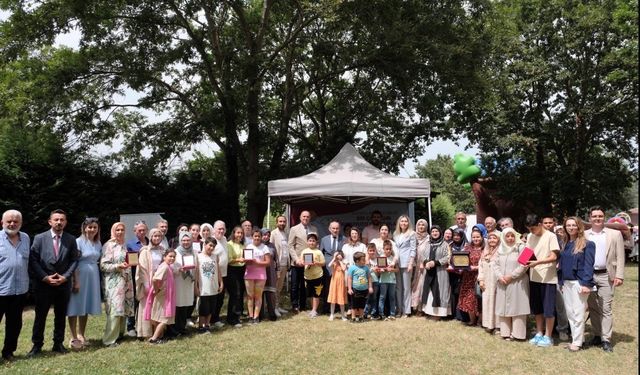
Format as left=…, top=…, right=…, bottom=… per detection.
left=275, top=310, right=282, bottom=318
left=529, top=333, right=543, bottom=345
left=277, top=307, right=289, bottom=314
left=536, top=336, right=554, bottom=348
left=197, top=327, right=211, bottom=334
left=186, top=321, right=196, bottom=328
left=328, top=314, right=335, bottom=321
left=126, top=329, right=137, bottom=337
left=213, top=321, right=225, bottom=328
left=308, top=311, right=318, bottom=319
left=233, top=323, right=242, bottom=328
left=341, top=316, right=348, bottom=321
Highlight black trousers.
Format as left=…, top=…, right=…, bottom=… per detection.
left=320, top=267, right=331, bottom=313
left=0, top=293, right=26, bottom=356
left=290, top=266, right=306, bottom=310
left=127, top=266, right=138, bottom=331
left=174, top=306, right=191, bottom=334
left=212, top=276, right=227, bottom=323
left=32, top=284, right=70, bottom=347
left=226, top=266, right=246, bottom=325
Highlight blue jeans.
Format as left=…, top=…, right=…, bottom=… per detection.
left=378, top=283, right=396, bottom=317
left=364, top=282, right=379, bottom=316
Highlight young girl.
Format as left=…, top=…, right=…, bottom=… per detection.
left=145, top=249, right=177, bottom=344
left=244, top=229, right=271, bottom=324
left=327, top=250, right=348, bottom=321
left=378, top=240, right=398, bottom=321
left=197, top=237, right=223, bottom=332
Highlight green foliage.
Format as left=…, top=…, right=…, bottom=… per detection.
left=465, top=0, right=638, bottom=217
left=430, top=194, right=455, bottom=229
left=416, top=155, right=476, bottom=213
left=0, top=0, right=494, bottom=226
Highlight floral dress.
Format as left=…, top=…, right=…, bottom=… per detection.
left=100, top=239, right=134, bottom=317
left=457, top=244, right=482, bottom=315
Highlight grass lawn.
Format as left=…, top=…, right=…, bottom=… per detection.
left=1, top=264, right=637, bottom=374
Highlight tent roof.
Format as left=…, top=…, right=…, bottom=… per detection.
left=268, top=143, right=430, bottom=204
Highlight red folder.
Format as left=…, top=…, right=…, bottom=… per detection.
left=517, top=247, right=537, bottom=265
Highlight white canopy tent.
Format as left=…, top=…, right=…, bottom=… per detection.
left=267, top=143, right=432, bottom=226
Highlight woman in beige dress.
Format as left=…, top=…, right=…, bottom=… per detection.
left=135, top=228, right=165, bottom=338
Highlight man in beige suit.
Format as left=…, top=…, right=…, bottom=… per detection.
left=270, top=215, right=289, bottom=315
left=287, top=211, right=317, bottom=313
left=585, top=206, right=625, bottom=353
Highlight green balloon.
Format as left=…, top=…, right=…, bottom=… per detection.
left=452, top=154, right=481, bottom=184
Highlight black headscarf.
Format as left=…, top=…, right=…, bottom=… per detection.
left=451, top=228, right=467, bottom=252
left=429, top=225, right=444, bottom=246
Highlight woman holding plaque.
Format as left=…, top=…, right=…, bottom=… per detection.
left=457, top=228, right=483, bottom=326
left=243, top=229, right=271, bottom=324
left=174, top=232, right=200, bottom=334
left=100, top=222, right=134, bottom=347
left=67, top=217, right=102, bottom=348
left=135, top=228, right=166, bottom=338
left=492, top=228, right=529, bottom=340
left=477, top=232, right=500, bottom=333
left=421, top=225, right=451, bottom=320
left=410, top=219, right=430, bottom=313
left=448, top=228, right=468, bottom=321
left=226, top=226, right=246, bottom=327
left=393, top=215, right=416, bottom=318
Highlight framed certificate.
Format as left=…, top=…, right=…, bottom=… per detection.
left=192, top=242, right=201, bottom=253
left=376, top=257, right=388, bottom=267
left=182, top=254, right=195, bottom=270
left=303, top=253, right=314, bottom=265
left=451, top=251, right=470, bottom=269
left=243, top=248, right=254, bottom=260
left=126, top=252, right=139, bottom=267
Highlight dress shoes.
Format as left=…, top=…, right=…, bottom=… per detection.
left=587, top=336, right=602, bottom=347
left=1, top=353, right=15, bottom=361
left=52, top=343, right=69, bottom=354
left=602, top=341, right=613, bottom=352
left=27, top=346, right=42, bottom=358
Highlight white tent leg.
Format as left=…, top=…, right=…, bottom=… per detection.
left=267, top=196, right=271, bottom=228
left=427, top=195, right=433, bottom=228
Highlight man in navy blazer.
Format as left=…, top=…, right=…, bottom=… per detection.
left=28, top=209, right=80, bottom=357
left=320, top=221, right=344, bottom=314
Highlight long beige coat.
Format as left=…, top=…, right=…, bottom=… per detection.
left=478, top=251, right=498, bottom=329
left=492, top=244, right=530, bottom=317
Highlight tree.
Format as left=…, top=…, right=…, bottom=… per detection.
left=462, top=0, right=638, bottom=217
left=0, top=0, right=493, bottom=226
left=415, top=155, right=476, bottom=213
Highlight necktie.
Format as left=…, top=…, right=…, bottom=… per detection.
left=54, top=235, right=60, bottom=257
left=332, top=237, right=337, bottom=252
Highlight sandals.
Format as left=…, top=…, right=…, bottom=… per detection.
left=69, top=339, right=84, bottom=350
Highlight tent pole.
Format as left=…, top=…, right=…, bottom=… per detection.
left=427, top=195, right=433, bottom=227
left=267, top=196, right=271, bottom=228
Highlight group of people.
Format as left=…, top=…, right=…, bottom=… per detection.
left=0, top=206, right=626, bottom=360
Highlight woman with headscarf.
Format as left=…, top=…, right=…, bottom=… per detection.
left=448, top=228, right=468, bottom=321
left=492, top=227, right=529, bottom=340
left=477, top=231, right=500, bottom=333
left=100, top=222, right=134, bottom=347
left=135, top=228, right=166, bottom=339
left=472, top=223, right=488, bottom=239
left=173, top=231, right=200, bottom=335
left=410, top=219, right=430, bottom=313
left=421, top=225, right=452, bottom=320
left=458, top=228, right=483, bottom=326
left=393, top=215, right=416, bottom=318
left=169, top=223, right=189, bottom=249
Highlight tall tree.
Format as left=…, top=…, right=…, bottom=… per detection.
left=463, top=0, right=638, bottom=217
left=0, top=0, right=492, bottom=225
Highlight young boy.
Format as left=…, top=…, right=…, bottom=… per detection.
left=347, top=251, right=374, bottom=323
left=197, top=238, right=223, bottom=333
left=364, top=243, right=381, bottom=320
left=300, top=233, right=325, bottom=318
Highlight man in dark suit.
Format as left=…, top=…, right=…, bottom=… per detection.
left=320, top=221, right=344, bottom=314
left=28, top=209, right=80, bottom=357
